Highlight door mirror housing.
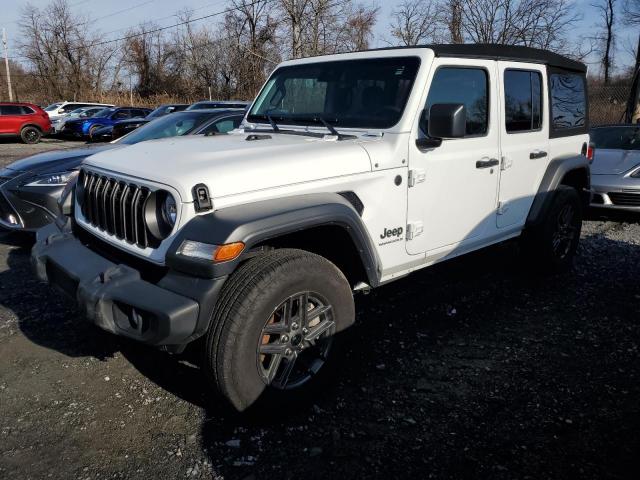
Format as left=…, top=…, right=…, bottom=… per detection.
left=415, top=103, right=466, bottom=150
left=428, top=103, right=466, bottom=139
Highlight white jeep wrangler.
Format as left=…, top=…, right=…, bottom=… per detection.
left=33, top=44, right=591, bottom=411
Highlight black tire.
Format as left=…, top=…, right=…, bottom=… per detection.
left=521, top=185, right=582, bottom=273
left=204, top=249, right=354, bottom=412
left=20, top=126, right=41, bottom=144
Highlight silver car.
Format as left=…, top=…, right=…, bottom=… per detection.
left=590, top=125, right=640, bottom=211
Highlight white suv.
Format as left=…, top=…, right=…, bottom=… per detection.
left=43, top=101, right=114, bottom=120
left=33, top=45, right=591, bottom=412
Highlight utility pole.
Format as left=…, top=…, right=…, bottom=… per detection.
left=2, top=28, right=13, bottom=102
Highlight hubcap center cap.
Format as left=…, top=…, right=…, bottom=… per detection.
left=290, top=333, right=303, bottom=347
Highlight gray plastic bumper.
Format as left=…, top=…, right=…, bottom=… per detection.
left=32, top=224, right=225, bottom=349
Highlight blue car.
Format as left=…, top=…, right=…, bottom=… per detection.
left=60, top=106, right=152, bottom=138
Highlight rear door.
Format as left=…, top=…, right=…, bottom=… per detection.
left=0, top=105, right=26, bottom=134
left=496, top=62, right=549, bottom=228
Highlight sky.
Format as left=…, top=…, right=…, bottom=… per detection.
left=1, top=0, right=637, bottom=76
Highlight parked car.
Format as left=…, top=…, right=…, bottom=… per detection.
left=186, top=100, right=250, bottom=110
left=0, top=109, right=244, bottom=232
left=0, top=102, right=52, bottom=144
left=50, top=106, right=106, bottom=134
left=43, top=101, right=114, bottom=120
left=31, top=45, right=592, bottom=412
left=590, top=124, right=640, bottom=211
left=60, top=107, right=152, bottom=139
left=90, top=104, right=192, bottom=142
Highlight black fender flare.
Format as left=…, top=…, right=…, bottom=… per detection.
left=526, top=154, right=591, bottom=227
left=166, top=193, right=381, bottom=285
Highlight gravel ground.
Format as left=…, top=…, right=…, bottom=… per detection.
left=0, top=142, right=639, bottom=479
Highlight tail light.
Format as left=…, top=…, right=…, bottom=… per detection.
left=582, top=142, right=595, bottom=163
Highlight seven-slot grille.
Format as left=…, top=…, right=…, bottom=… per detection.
left=608, top=192, right=640, bottom=207
left=79, top=170, right=153, bottom=248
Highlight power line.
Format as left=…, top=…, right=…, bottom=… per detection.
left=11, top=0, right=277, bottom=61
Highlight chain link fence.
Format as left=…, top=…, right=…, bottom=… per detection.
left=589, top=83, right=631, bottom=126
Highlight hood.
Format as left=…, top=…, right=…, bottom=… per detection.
left=591, top=149, right=640, bottom=175
left=84, top=131, right=373, bottom=202
left=6, top=145, right=120, bottom=174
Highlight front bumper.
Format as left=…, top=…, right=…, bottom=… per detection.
left=0, top=172, right=64, bottom=231
left=591, top=177, right=640, bottom=211
left=32, top=224, right=227, bottom=350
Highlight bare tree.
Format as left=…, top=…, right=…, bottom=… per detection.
left=592, top=0, right=616, bottom=83
left=446, top=0, right=579, bottom=51
left=18, top=0, right=118, bottom=101
left=623, top=0, right=640, bottom=24
left=389, top=0, right=442, bottom=46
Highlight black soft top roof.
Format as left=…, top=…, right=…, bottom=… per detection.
left=368, top=44, right=586, bottom=73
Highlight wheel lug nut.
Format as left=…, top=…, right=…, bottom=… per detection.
left=292, top=322, right=299, bottom=330
left=281, top=335, right=289, bottom=343
left=285, top=348, right=292, bottom=356
left=302, top=328, right=308, bottom=334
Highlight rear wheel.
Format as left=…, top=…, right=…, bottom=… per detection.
left=521, top=186, right=582, bottom=272
left=20, top=126, right=41, bottom=144
left=204, top=249, right=354, bottom=412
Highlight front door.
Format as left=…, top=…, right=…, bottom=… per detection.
left=496, top=62, right=550, bottom=228
left=406, top=59, right=500, bottom=255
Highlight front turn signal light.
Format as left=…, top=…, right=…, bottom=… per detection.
left=177, top=240, right=245, bottom=263
left=214, top=242, right=245, bottom=262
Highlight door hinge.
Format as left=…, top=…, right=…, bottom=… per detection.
left=500, top=156, right=513, bottom=171
left=406, top=221, right=424, bottom=240
left=497, top=201, right=508, bottom=215
left=408, top=169, right=426, bottom=187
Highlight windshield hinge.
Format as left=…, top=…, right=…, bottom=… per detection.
left=408, top=169, right=426, bottom=187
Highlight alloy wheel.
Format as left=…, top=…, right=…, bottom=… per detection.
left=552, top=204, right=578, bottom=259
left=257, top=292, right=335, bottom=390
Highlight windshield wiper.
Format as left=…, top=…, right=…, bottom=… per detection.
left=313, top=116, right=355, bottom=140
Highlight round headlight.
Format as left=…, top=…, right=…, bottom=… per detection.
left=162, top=194, right=177, bottom=227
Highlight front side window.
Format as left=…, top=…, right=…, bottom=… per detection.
left=423, top=67, right=489, bottom=136
left=248, top=57, right=421, bottom=129
left=504, top=70, right=542, bottom=133
left=550, top=72, right=586, bottom=131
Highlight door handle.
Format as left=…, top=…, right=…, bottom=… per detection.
left=476, top=157, right=499, bottom=169
left=530, top=150, right=548, bottom=159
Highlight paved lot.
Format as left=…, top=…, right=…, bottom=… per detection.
left=1, top=141, right=639, bottom=479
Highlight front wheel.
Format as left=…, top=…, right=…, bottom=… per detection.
left=520, top=185, right=582, bottom=272
left=204, top=249, right=355, bottom=412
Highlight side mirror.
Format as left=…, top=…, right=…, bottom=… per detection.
left=428, top=103, right=466, bottom=139
left=415, top=103, right=466, bottom=150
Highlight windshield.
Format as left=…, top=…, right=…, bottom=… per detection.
left=117, top=111, right=219, bottom=145
left=44, top=103, right=62, bottom=111
left=247, top=57, right=420, bottom=129
left=590, top=126, right=640, bottom=150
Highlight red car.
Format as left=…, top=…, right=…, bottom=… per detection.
left=0, top=102, right=52, bottom=144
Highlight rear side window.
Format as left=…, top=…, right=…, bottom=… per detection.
left=424, top=67, right=489, bottom=136
left=1, top=105, right=25, bottom=115
left=550, top=71, right=587, bottom=134
left=20, top=106, right=35, bottom=114
left=504, top=70, right=542, bottom=133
